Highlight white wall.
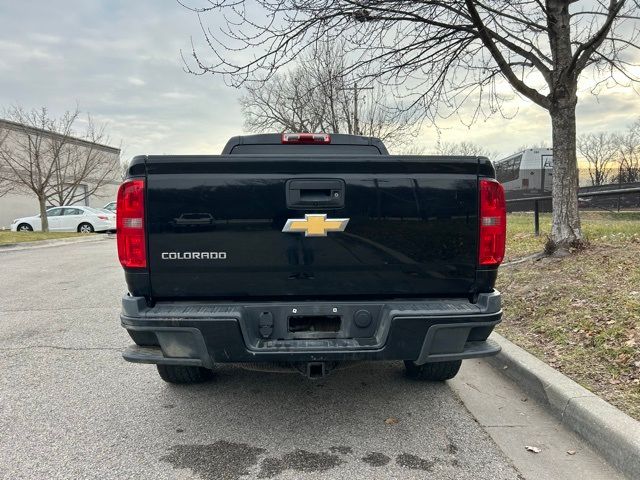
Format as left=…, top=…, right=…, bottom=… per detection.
left=0, top=192, right=40, bottom=228
left=86, top=181, right=119, bottom=210
left=0, top=118, right=121, bottom=229
left=0, top=181, right=120, bottom=228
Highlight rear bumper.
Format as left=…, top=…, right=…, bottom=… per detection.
left=93, top=221, right=115, bottom=232
left=120, top=291, right=502, bottom=368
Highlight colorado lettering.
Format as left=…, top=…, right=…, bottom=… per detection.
left=161, top=252, right=227, bottom=260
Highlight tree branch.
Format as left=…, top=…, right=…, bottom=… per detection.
left=464, top=0, right=550, bottom=108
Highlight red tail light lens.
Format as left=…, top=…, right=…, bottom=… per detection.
left=282, top=133, right=331, bottom=144
left=97, top=215, right=108, bottom=220
left=117, top=179, right=146, bottom=268
left=479, top=178, right=506, bottom=266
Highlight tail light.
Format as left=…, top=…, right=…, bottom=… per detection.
left=117, top=179, right=146, bottom=268
left=479, top=178, right=506, bottom=266
left=97, top=215, right=108, bottom=220
left=282, top=133, right=330, bottom=144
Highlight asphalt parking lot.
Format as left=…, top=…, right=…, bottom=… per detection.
left=0, top=239, right=622, bottom=479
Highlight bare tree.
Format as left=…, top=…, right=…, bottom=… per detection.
left=181, top=0, right=640, bottom=250
left=240, top=41, right=419, bottom=148
left=513, top=142, right=552, bottom=152
left=48, top=117, right=120, bottom=207
left=436, top=141, right=498, bottom=160
left=0, top=107, right=77, bottom=231
left=614, top=118, right=640, bottom=183
left=0, top=175, right=12, bottom=197
left=0, top=107, right=120, bottom=231
left=0, top=131, right=14, bottom=198
left=394, top=143, right=427, bottom=155
left=242, top=69, right=324, bottom=133
left=577, top=132, right=618, bottom=185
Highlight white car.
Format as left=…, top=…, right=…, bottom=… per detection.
left=10, top=206, right=116, bottom=233
left=103, top=201, right=116, bottom=213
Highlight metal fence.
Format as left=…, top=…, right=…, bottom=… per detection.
left=506, top=186, right=640, bottom=236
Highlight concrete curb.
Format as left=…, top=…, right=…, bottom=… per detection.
left=488, top=333, right=640, bottom=479
left=0, top=234, right=112, bottom=252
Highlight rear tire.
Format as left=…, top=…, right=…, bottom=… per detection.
left=156, top=364, right=213, bottom=384
left=78, top=222, right=94, bottom=233
left=17, top=223, right=33, bottom=232
left=404, top=360, right=462, bottom=381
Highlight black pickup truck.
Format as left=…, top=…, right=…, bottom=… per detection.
left=118, top=133, right=506, bottom=383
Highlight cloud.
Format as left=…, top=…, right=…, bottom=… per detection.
left=127, top=77, right=146, bottom=86
left=0, top=0, right=243, bottom=156
left=0, top=39, right=63, bottom=67
left=28, top=33, right=62, bottom=44
left=0, top=0, right=638, bottom=159
left=403, top=77, right=640, bottom=159
left=160, top=91, right=197, bottom=100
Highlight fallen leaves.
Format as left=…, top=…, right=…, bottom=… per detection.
left=384, top=417, right=399, bottom=425
left=498, top=236, right=640, bottom=421
left=525, top=446, right=541, bottom=453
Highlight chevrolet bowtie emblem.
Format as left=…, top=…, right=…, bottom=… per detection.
left=282, top=214, right=349, bottom=237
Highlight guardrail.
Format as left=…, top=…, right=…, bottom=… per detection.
left=506, top=187, right=640, bottom=235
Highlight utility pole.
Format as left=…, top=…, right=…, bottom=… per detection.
left=338, top=82, right=373, bottom=135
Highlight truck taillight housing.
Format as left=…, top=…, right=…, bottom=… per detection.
left=282, top=133, right=331, bottom=144
left=479, top=178, right=506, bottom=266
left=117, top=179, right=146, bottom=269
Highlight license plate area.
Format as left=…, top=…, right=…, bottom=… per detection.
left=288, top=315, right=342, bottom=339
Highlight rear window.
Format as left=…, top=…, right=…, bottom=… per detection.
left=230, top=144, right=382, bottom=154
left=63, top=208, right=83, bottom=216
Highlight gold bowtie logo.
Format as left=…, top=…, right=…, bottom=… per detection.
left=282, top=214, right=349, bottom=237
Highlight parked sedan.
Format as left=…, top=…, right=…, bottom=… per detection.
left=10, top=206, right=116, bottom=233
left=93, top=207, right=117, bottom=232
left=103, top=201, right=116, bottom=213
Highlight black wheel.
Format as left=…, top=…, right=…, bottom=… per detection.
left=156, top=364, right=213, bottom=384
left=404, top=360, right=462, bottom=381
left=78, top=222, right=94, bottom=233
left=17, top=223, right=33, bottom=232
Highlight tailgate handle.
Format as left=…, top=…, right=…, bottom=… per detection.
left=300, top=188, right=331, bottom=201
left=286, top=179, right=345, bottom=209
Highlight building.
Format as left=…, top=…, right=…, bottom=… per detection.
left=0, top=118, right=121, bottom=228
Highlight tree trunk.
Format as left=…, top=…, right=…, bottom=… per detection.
left=546, top=0, right=582, bottom=250
left=38, top=195, right=49, bottom=232
left=549, top=104, right=582, bottom=248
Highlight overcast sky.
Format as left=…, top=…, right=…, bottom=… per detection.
left=0, top=1, right=638, bottom=160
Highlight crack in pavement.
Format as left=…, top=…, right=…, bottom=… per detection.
left=0, top=307, right=119, bottom=313
left=482, top=425, right=528, bottom=428
left=0, top=345, right=121, bottom=352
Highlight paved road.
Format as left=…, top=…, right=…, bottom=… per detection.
left=0, top=239, right=619, bottom=480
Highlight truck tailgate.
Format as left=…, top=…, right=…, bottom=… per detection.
left=144, top=155, right=484, bottom=299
